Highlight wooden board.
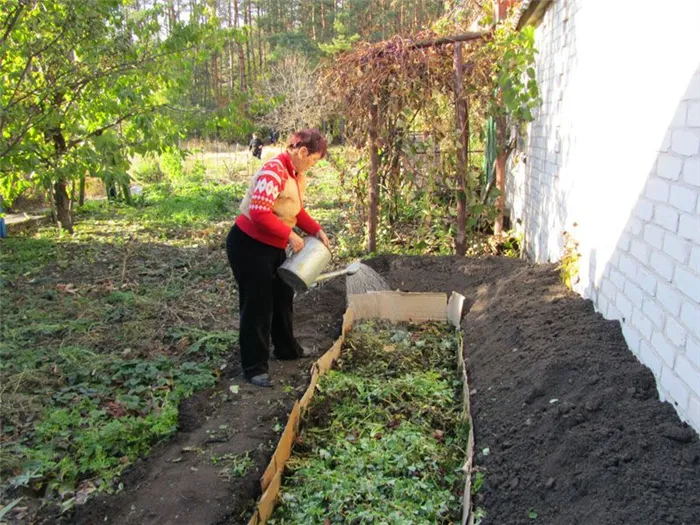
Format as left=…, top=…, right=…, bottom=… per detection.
left=348, top=291, right=448, bottom=323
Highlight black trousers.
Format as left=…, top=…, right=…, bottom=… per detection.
left=226, top=225, right=303, bottom=378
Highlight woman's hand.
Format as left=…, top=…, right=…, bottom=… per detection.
left=289, top=232, right=305, bottom=252
left=316, top=230, right=330, bottom=248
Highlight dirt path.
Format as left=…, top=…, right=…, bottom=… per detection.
left=65, top=255, right=699, bottom=525
left=63, top=279, right=346, bottom=525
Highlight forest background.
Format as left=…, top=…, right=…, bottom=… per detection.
left=2, top=0, right=538, bottom=255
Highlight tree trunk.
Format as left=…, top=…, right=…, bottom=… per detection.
left=247, top=1, right=256, bottom=84
left=244, top=4, right=252, bottom=87
left=120, top=180, right=132, bottom=205
left=54, top=179, right=73, bottom=233
left=494, top=113, right=508, bottom=235
left=311, top=2, right=316, bottom=41
left=70, top=178, right=76, bottom=211
left=212, top=51, right=220, bottom=106
left=49, top=124, right=73, bottom=232
left=389, top=131, right=401, bottom=225
left=453, top=42, right=468, bottom=256
left=367, top=103, right=379, bottom=253
left=234, top=0, right=246, bottom=92
left=257, top=3, right=263, bottom=69
left=320, top=1, right=325, bottom=40
left=228, top=0, right=235, bottom=98
left=79, top=172, right=86, bottom=206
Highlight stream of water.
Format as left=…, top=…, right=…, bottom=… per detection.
left=346, top=262, right=390, bottom=295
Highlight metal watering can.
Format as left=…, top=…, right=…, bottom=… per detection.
left=278, top=236, right=361, bottom=293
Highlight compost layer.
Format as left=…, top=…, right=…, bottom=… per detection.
left=368, top=255, right=700, bottom=525
left=271, top=321, right=464, bottom=524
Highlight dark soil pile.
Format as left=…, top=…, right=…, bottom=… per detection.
left=368, top=255, right=700, bottom=525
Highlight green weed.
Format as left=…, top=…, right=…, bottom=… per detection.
left=558, top=230, right=580, bottom=290
left=212, top=452, right=254, bottom=481
left=0, top=177, right=242, bottom=503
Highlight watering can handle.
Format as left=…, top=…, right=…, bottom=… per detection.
left=286, top=236, right=333, bottom=259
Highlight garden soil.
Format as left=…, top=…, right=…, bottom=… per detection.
left=65, top=255, right=699, bottom=525
left=368, top=255, right=700, bottom=525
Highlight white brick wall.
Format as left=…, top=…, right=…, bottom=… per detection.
left=508, top=0, right=700, bottom=431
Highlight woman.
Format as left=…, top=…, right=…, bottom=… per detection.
left=227, top=129, right=330, bottom=387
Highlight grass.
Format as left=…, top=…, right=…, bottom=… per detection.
left=0, top=173, right=248, bottom=505
left=211, top=451, right=255, bottom=481
left=269, top=320, right=468, bottom=524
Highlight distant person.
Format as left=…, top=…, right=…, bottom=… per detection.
left=226, top=129, right=330, bottom=387
left=248, top=133, right=263, bottom=159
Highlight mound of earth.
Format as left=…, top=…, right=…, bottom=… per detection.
left=369, top=255, right=700, bottom=525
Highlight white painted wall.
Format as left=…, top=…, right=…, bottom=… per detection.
left=507, top=0, right=700, bottom=430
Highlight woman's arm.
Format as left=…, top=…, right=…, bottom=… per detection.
left=295, top=208, right=321, bottom=237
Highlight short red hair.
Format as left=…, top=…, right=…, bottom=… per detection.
left=286, top=129, right=327, bottom=158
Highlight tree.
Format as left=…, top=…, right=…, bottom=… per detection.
left=257, top=53, right=329, bottom=136
left=0, top=0, right=204, bottom=231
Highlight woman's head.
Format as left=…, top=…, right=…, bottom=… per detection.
left=286, top=129, right=327, bottom=173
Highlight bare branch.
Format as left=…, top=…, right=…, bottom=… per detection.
left=410, top=30, right=491, bottom=49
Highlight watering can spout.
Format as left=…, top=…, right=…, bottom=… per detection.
left=314, top=261, right=362, bottom=283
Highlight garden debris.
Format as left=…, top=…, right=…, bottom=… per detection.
left=270, top=320, right=466, bottom=524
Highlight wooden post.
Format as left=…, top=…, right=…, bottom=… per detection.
left=453, top=42, right=468, bottom=256
left=367, top=103, right=379, bottom=253
left=494, top=114, right=507, bottom=235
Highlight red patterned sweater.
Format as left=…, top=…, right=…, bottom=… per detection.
left=235, top=152, right=321, bottom=249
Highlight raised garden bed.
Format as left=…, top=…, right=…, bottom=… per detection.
left=271, top=319, right=466, bottom=523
